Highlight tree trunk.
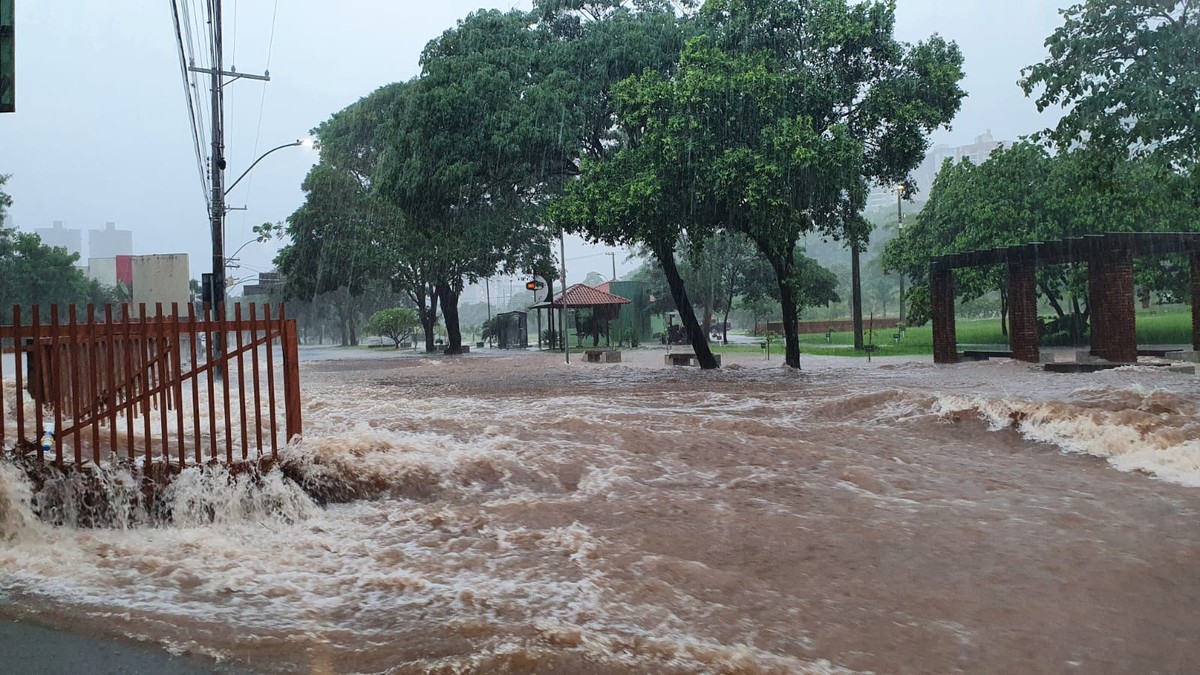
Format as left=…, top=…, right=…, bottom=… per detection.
left=438, top=283, right=464, bottom=354
left=1000, top=283, right=1009, bottom=337
left=657, top=244, right=719, bottom=369
left=1040, top=280, right=1067, bottom=320
left=772, top=255, right=803, bottom=369
left=417, top=285, right=439, bottom=353
left=851, top=241, right=864, bottom=350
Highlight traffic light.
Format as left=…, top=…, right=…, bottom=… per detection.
left=525, top=280, right=543, bottom=292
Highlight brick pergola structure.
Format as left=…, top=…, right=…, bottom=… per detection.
left=930, top=232, right=1200, bottom=364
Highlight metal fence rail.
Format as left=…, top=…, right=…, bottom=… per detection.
left=1, top=303, right=301, bottom=468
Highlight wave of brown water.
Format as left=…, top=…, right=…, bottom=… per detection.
left=4, top=351, right=1200, bottom=673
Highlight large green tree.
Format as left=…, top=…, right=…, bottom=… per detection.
left=595, top=0, right=964, bottom=368
left=311, top=82, right=447, bottom=352
left=679, top=233, right=758, bottom=342
left=272, top=161, right=399, bottom=346
left=1021, top=0, right=1200, bottom=173
left=377, top=10, right=560, bottom=355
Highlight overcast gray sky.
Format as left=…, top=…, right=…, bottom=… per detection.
left=0, top=0, right=1070, bottom=294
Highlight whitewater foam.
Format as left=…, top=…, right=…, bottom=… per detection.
left=934, top=389, right=1200, bottom=487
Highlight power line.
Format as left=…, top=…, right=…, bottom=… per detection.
left=234, top=0, right=281, bottom=230
left=169, top=0, right=210, bottom=210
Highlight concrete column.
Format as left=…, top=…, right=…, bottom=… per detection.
left=1191, top=252, right=1199, bottom=351
left=1092, top=254, right=1137, bottom=363
left=931, top=267, right=958, bottom=364
left=1007, top=261, right=1040, bottom=363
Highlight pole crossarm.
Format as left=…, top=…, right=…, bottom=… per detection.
left=187, top=65, right=271, bottom=83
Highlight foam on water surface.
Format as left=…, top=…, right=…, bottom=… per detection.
left=3, top=352, right=1200, bottom=672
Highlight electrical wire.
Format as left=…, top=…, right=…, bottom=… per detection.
left=234, top=0, right=281, bottom=231
left=169, top=0, right=211, bottom=210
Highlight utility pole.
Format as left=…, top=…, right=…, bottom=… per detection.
left=607, top=252, right=616, bottom=281
left=209, top=0, right=225, bottom=315
left=186, top=0, right=270, bottom=314
left=897, top=184, right=905, bottom=327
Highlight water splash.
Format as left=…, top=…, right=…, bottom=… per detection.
left=934, top=388, right=1200, bottom=486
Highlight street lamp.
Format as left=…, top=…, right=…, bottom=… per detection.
left=209, top=138, right=314, bottom=310
left=224, top=138, right=315, bottom=197
left=896, top=182, right=906, bottom=327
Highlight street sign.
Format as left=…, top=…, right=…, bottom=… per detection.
left=0, top=0, right=13, bottom=113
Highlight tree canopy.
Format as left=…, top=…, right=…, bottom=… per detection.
left=884, top=144, right=1195, bottom=337
left=556, top=1, right=963, bottom=367
left=367, top=307, right=420, bottom=349
left=1021, top=0, right=1200, bottom=171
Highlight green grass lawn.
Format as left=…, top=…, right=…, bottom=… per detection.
left=712, top=306, right=1194, bottom=358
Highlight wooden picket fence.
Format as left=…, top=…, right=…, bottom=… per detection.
left=0, top=303, right=301, bottom=469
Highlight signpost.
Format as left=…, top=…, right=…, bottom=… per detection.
left=0, top=0, right=13, bottom=113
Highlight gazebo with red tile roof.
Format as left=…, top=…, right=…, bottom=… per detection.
left=531, top=283, right=631, bottom=348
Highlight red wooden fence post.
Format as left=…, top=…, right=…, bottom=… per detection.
left=282, top=315, right=302, bottom=444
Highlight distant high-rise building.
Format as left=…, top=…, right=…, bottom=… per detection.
left=864, top=131, right=1009, bottom=213
left=913, top=130, right=1006, bottom=194
left=35, top=221, right=84, bottom=258
left=89, top=221, right=133, bottom=259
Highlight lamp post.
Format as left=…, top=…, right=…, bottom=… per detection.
left=212, top=138, right=313, bottom=308
left=224, top=138, right=314, bottom=198
left=896, top=183, right=906, bottom=327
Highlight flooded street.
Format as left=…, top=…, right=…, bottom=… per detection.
left=3, top=349, right=1200, bottom=673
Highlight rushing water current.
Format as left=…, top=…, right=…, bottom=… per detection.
left=3, top=349, right=1200, bottom=673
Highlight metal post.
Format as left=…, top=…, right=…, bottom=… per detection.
left=560, top=229, right=569, bottom=364
left=485, top=278, right=492, bottom=347
left=897, top=185, right=905, bottom=326
left=851, top=239, right=864, bottom=350
left=608, top=252, right=616, bottom=280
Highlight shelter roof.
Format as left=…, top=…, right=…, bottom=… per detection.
left=531, top=283, right=631, bottom=309
left=930, top=232, right=1200, bottom=273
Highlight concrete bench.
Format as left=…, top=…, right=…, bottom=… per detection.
left=1138, top=348, right=1185, bottom=358
left=664, top=352, right=721, bottom=367
left=960, top=349, right=1013, bottom=361
left=584, top=349, right=622, bottom=363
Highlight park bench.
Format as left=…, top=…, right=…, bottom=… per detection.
left=664, top=352, right=722, bottom=367
left=584, top=349, right=622, bottom=363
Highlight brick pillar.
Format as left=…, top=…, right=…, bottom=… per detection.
left=931, top=267, right=958, bottom=364
left=1091, top=254, right=1137, bottom=363
left=1088, top=259, right=1106, bottom=355
left=1192, top=252, right=1200, bottom=351
left=1007, top=261, right=1039, bottom=363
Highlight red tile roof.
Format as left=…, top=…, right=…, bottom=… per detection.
left=550, top=283, right=631, bottom=307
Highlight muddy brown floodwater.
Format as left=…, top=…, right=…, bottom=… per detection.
left=3, top=348, right=1200, bottom=674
